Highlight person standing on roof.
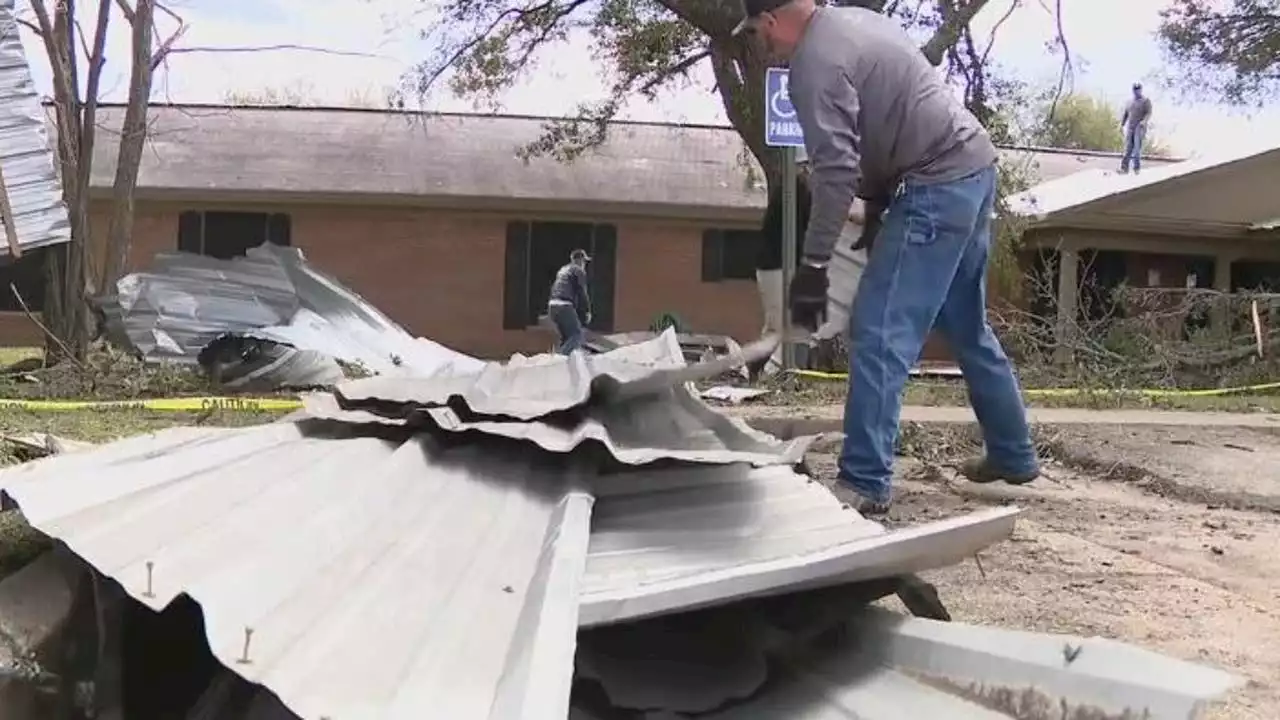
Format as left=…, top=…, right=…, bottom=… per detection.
left=735, top=0, right=1039, bottom=514
left=547, top=249, right=592, bottom=355
left=1120, top=83, right=1153, bottom=174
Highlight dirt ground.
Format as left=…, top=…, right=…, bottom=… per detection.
left=802, top=422, right=1280, bottom=720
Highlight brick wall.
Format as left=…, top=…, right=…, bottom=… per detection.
left=0, top=200, right=765, bottom=359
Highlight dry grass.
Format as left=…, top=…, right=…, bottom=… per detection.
left=748, top=373, right=1280, bottom=413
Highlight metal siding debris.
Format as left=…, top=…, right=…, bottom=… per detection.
left=335, top=330, right=779, bottom=421
left=848, top=606, right=1243, bottom=720
left=0, top=422, right=591, bottom=720
left=100, top=244, right=482, bottom=377
left=0, top=0, right=71, bottom=255
left=576, top=602, right=1241, bottom=719
left=578, top=462, right=1019, bottom=627
left=417, top=386, right=809, bottom=467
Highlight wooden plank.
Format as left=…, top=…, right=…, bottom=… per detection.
left=0, top=161, right=21, bottom=257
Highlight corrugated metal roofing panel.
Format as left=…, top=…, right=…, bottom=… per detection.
left=1007, top=144, right=1280, bottom=221
left=335, top=330, right=778, bottom=421
left=0, top=421, right=592, bottom=720
left=577, top=604, right=1240, bottom=719
left=578, top=462, right=1019, bottom=627
left=301, top=378, right=809, bottom=466
left=0, top=0, right=72, bottom=255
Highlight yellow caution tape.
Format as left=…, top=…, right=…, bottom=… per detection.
left=0, top=396, right=303, bottom=412
left=790, top=369, right=1280, bottom=398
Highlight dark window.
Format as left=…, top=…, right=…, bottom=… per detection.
left=0, top=247, right=47, bottom=312
left=701, top=229, right=760, bottom=282
left=502, top=220, right=617, bottom=331
left=177, top=211, right=291, bottom=259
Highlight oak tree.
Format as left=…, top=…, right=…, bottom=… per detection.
left=402, top=0, right=1041, bottom=188
left=1158, top=0, right=1280, bottom=104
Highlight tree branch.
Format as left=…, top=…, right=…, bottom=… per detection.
left=161, top=43, right=379, bottom=59
left=637, top=47, right=710, bottom=95
left=922, top=0, right=992, bottom=65
left=114, top=0, right=135, bottom=23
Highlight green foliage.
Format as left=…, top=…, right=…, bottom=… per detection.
left=1158, top=0, right=1280, bottom=104
left=401, top=0, right=1006, bottom=170
left=1033, top=94, right=1126, bottom=152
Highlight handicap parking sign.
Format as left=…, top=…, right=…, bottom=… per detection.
left=765, top=68, right=805, bottom=148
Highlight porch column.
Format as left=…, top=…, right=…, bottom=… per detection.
left=1212, top=253, right=1235, bottom=334
left=1054, top=247, right=1079, bottom=364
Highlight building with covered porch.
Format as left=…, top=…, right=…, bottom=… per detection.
left=1009, top=144, right=1280, bottom=349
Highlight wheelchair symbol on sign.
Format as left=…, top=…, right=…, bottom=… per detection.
left=770, top=74, right=796, bottom=119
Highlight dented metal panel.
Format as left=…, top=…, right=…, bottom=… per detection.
left=0, top=421, right=590, bottom=720
left=579, top=463, right=1019, bottom=627
left=335, top=330, right=779, bottom=420
left=101, top=244, right=482, bottom=375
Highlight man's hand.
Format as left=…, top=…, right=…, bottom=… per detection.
left=789, top=263, right=828, bottom=331
left=585, top=312, right=593, bottom=325
left=852, top=201, right=885, bottom=252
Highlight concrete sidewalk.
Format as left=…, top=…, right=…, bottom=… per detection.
left=729, top=404, right=1280, bottom=438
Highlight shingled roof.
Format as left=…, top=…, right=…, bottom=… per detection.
left=82, top=104, right=1179, bottom=220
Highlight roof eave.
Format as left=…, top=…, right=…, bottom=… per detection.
left=88, top=187, right=766, bottom=225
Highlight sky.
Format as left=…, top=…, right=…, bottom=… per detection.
left=16, top=0, right=1280, bottom=158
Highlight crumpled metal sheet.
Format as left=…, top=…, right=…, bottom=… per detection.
left=0, top=420, right=592, bottom=720
left=99, top=243, right=482, bottom=377
left=304, top=333, right=804, bottom=466
left=335, top=330, right=778, bottom=421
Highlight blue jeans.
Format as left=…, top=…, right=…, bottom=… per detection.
left=839, top=165, right=1037, bottom=503
left=549, top=303, right=584, bottom=355
left=1121, top=124, right=1145, bottom=172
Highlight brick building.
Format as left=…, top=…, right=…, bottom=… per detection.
left=0, top=104, right=1177, bottom=357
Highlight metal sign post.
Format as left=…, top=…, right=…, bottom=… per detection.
left=764, top=67, right=805, bottom=370
left=780, top=147, right=797, bottom=370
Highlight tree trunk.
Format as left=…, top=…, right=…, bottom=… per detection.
left=710, top=39, right=781, bottom=192
left=34, top=0, right=92, bottom=361
left=102, top=0, right=156, bottom=289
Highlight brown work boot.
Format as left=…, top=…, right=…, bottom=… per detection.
left=849, top=494, right=891, bottom=516
left=959, top=457, right=1040, bottom=486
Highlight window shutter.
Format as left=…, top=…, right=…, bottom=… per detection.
left=701, top=229, right=723, bottom=282
left=588, top=224, right=617, bottom=332
left=267, top=214, right=292, bottom=246
left=503, top=221, right=531, bottom=330
left=177, top=211, right=203, bottom=254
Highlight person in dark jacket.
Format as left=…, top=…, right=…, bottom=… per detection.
left=547, top=249, right=592, bottom=355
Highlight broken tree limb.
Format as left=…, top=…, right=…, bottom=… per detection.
left=0, top=162, right=22, bottom=258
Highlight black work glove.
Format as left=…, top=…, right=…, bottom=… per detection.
left=789, top=263, right=828, bottom=331
left=852, top=200, right=887, bottom=252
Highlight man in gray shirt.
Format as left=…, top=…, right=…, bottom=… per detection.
left=547, top=249, right=592, bottom=355
left=1120, top=83, right=1152, bottom=174
left=735, top=0, right=1038, bottom=514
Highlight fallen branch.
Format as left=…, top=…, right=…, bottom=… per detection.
left=9, top=283, right=87, bottom=372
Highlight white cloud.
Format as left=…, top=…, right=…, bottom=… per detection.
left=16, top=0, right=1280, bottom=156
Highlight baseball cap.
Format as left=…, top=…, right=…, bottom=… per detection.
left=732, top=0, right=792, bottom=35
left=570, top=248, right=591, bottom=262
